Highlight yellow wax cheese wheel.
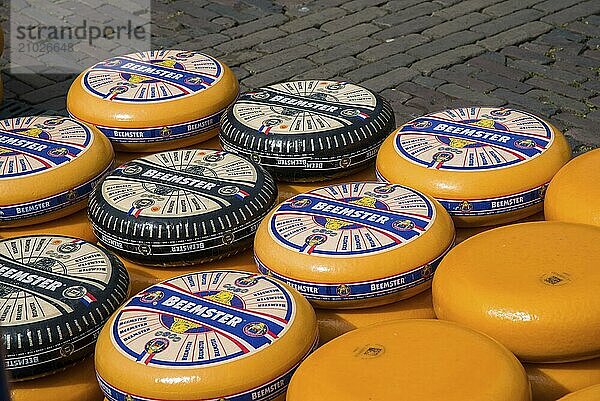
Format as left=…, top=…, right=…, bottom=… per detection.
left=455, top=211, right=544, bottom=244
left=0, top=208, right=96, bottom=242
left=526, top=357, right=600, bottom=401
left=316, top=289, right=435, bottom=345
left=10, top=356, right=103, bottom=401
left=254, top=182, right=455, bottom=309
left=0, top=116, right=113, bottom=227
left=545, top=148, right=600, bottom=227
left=376, top=107, right=571, bottom=227
left=96, top=270, right=318, bottom=401
left=287, top=319, right=531, bottom=401
left=124, top=248, right=259, bottom=294
left=67, top=50, right=238, bottom=153
left=557, top=384, right=600, bottom=400
left=433, top=221, right=600, bottom=363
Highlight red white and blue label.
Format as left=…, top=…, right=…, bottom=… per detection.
left=82, top=50, right=223, bottom=103
left=93, top=109, right=224, bottom=143
left=393, top=107, right=555, bottom=171
left=268, top=183, right=436, bottom=258
left=110, top=271, right=296, bottom=369
left=0, top=116, right=93, bottom=179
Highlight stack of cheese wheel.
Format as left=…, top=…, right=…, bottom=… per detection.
left=287, top=319, right=531, bottom=400
left=433, top=222, right=600, bottom=399
left=220, top=80, right=395, bottom=182
left=545, top=148, right=600, bottom=227
left=88, top=149, right=277, bottom=267
left=1, top=235, right=129, bottom=401
left=0, top=116, right=113, bottom=228
left=95, top=270, right=318, bottom=401
left=376, top=107, right=571, bottom=227
left=67, top=50, right=239, bottom=155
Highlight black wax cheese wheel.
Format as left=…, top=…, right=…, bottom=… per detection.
left=220, top=80, right=395, bottom=182
left=88, top=149, right=278, bottom=266
left=0, top=235, right=129, bottom=380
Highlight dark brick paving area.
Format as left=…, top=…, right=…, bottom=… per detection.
left=0, top=0, right=599, bottom=152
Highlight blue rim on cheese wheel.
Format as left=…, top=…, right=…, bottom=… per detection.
left=220, top=80, right=395, bottom=182
left=254, top=182, right=455, bottom=309
left=433, top=221, right=600, bottom=363
left=0, top=116, right=113, bottom=228
left=545, top=148, right=600, bottom=227
left=0, top=235, right=129, bottom=380
left=286, top=319, right=531, bottom=401
left=376, top=107, right=571, bottom=227
left=88, top=149, right=278, bottom=267
left=67, top=50, right=239, bottom=153
left=95, top=270, right=318, bottom=401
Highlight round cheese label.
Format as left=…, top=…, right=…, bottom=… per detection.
left=0, top=236, right=115, bottom=326
left=268, top=183, right=436, bottom=258
left=393, top=107, right=554, bottom=171
left=101, top=150, right=259, bottom=219
left=82, top=50, right=224, bottom=103
left=0, top=116, right=93, bottom=179
left=110, top=271, right=296, bottom=368
left=232, top=80, right=378, bottom=134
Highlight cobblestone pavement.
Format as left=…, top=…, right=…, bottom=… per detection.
left=1, top=0, right=599, bottom=151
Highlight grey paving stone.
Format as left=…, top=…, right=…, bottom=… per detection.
left=526, top=76, right=592, bottom=99
left=477, top=21, right=553, bottom=51
left=468, top=54, right=529, bottom=80
left=242, top=58, right=316, bottom=88
left=553, top=111, right=598, bottom=131
left=536, top=28, right=586, bottom=45
left=212, top=17, right=237, bottom=29
left=360, top=67, right=420, bottom=92
left=566, top=21, right=600, bottom=38
left=313, top=23, right=381, bottom=49
left=220, top=50, right=263, bottom=67
left=509, top=59, right=587, bottom=84
left=407, top=30, right=484, bottom=59
left=472, top=9, right=544, bottom=36
left=431, top=69, right=496, bottom=92
left=491, top=88, right=559, bottom=115
left=476, top=71, right=533, bottom=93
left=373, top=16, right=446, bottom=40
left=294, top=56, right=364, bottom=80
left=412, top=75, right=447, bottom=89
left=358, top=34, right=429, bottom=61
left=542, top=0, right=600, bottom=25
left=309, top=37, right=380, bottom=64
left=345, top=53, right=416, bottom=82
left=422, top=12, right=490, bottom=39
left=321, top=7, right=387, bottom=33
left=223, top=14, right=289, bottom=39
left=533, top=0, right=583, bottom=13
left=433, top=0, right=505, bottom=20
left=375, top=2, right=441, bottom=27
left=383, top=0, right=423, bottom=11
left=279, top=7, right=347, bottom=33
left=342, top=0, right=388, bottom=12
left=437, top=83, right=506, bottom=105
left=501, top=45, right=553, bottom=64
left=243, top=44, right=319, bottom=73
left=412, top=44, right=486, bottom=75
left=380, top=88, right=412, bottom=104
left=19, top=79, right=72, bottom=104
left=482, top=0, right=546, bottom=17
left=178, top=33, right=230, bottom=49
left=256, top=28, right=326, bottom=53
left=204, top=3, right=261, bottom=23
left=231, top=66, right=250, bottom=81
left=215, top=27, right=287, bottom=53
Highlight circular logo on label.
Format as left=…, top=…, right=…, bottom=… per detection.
left=82, top=50, right=224, bottom=103
left=233, top=80, right=377, bottom=135
left=336, top=284, right=351, bottom=298
left=60, top=343, right=75, bottom=357
left=394, top=107, right=555, bottom=171
left=0, top=117, right=94, bottom=180
left=101, top=150, right=259, bottom=218
left=269, top=183, right=436, bottom=257
left=110, top=271, right=296, bottom=368
left=0, top=236, right=114, bottom=325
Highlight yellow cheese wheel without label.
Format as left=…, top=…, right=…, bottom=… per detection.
left=254, top=182, right=455, bottom=309
left=68, top=50, right=238, bottom=153
left=376, top=107, right=571, bottom=227
left=433, top=221, right=600, bottom=363
left=316, top=289, right=435, bottom=345
left=0, top=116, right=113, bottom=227
left=10, top=356, right=102, bottom=401
left=545, top=148, right=600, bottom=227
left=287, top=319, right=531, bottom=401
left=95, top=270, right=318, bottom=401
left=123, top=248, right=259, bottom=294
left=557, top=384, right=600, bottom=400
left=526, top=357, right=600, bottom=401
left=455, top=211, right=544, bottom=244
left=0, top=208, right=96, bottom=242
